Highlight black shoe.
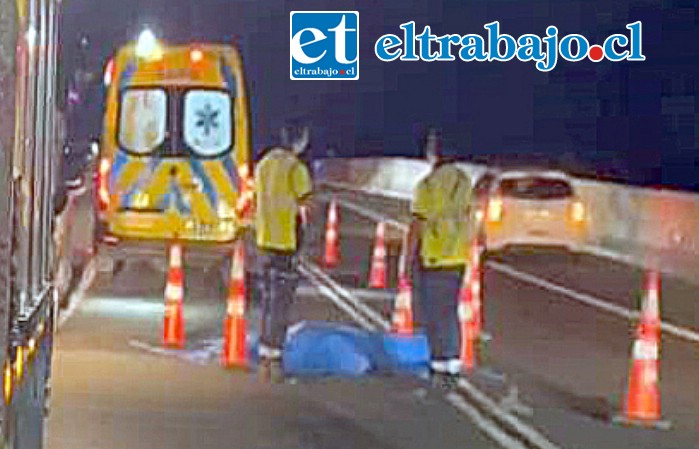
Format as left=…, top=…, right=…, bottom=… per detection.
left=444, top=373, right=460, bottom=390
left=431, top=371, right=459, bottom=391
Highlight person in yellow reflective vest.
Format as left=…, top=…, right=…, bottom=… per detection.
left=254, top=127, right=313, bottom=382
left=405, top=128, right=474, bottom=388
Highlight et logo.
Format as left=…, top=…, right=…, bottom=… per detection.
left=290, top=11, right=359, bottom=80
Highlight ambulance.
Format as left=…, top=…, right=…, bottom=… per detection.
left=94, top=30, right=253, bottom=275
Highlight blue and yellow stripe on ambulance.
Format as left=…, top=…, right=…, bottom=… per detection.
left=168, top=162, right=218, bottom=221
left=157, top=179, right=191, bottom=215
left=113, top=157, right=235, bottom=220
left=108, top=150, right=129, bottom=192
left=119, top=157, right=163, bottom=209
left=162, top=57, right=243, bottom=225
left=107, top=55, right=245, bottom=233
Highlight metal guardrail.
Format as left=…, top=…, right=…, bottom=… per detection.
left=3, top=287, right=54, bottom=449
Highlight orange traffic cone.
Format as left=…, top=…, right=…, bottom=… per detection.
left=324, top=200, right=340, bottom=267
left=458, top=263, right=478, bottom=373
left=391, top=233, right=413, bottom=335
left=369, top=222, right=387, bottom=289
left=470, top=242, right=483, bottom=338
left=392, top=276, right=414, bottom=335
left=614, top=270, right=670, bottom=429
left=221, top=241, right=248, bottom=369
left=458, top=240, right=484, bottom=373
left=163, top=244, right=185, bottom=348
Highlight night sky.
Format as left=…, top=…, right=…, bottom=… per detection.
left=62, top=0, right=699, bottom=191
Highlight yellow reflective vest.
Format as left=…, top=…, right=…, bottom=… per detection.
left=412, top=162, right=473, bottom=268
left=254, top=148, right=312, bottom=252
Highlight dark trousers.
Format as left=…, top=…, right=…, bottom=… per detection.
left=257, top=249, right=300, bottom=352
left=412, top=257, right=464, bottom=362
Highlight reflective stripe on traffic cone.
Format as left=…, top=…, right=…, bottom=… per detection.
left=458, top=269, right=476, bottom=372
left=163, top=244, right=185, bottom=348
left=392, top=275, right=414, bottom=335
left=614, top=270, right=670, bottom=429
left=470, top=243, right=483, bottom=338
left=221, top=240, right=248, bottom=369
left=369, top=222, right=387, bottom=289
left=391, top=232, right=413, bottom=335
left=324, top=200, right=340, bottom=268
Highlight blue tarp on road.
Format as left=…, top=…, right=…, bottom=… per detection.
left=281, top=321, right=430, bottom=378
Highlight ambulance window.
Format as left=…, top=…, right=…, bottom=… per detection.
left=183, top=90, right=232, bottom=157
left=118, top=89, right=167, bottom=154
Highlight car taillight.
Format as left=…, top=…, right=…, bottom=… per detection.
left=570, top=201, right=585, bottom=223
left=487, top=196, right=503, bottom=222
left=103, top=58, right=115, bottom=87
left=97, top=158, right=111, bottom=211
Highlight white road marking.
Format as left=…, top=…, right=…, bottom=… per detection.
left=304, top=223, right=564, bottom=449
left=457, top=378, right=563, bottom=449
left=303, top=261, right=391, bottom=331
left=445, top=392, right=531, bottom=449
left=298, top=264, right=378, bottom=331
left=296, top=284, right=395, bottom=302
left=331, top=193, right=699, bottom=345
left=488, top=261, right=699, bottom=344
left=351, top=289, right=396, bottom=302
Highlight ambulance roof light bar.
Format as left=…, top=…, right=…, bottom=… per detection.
left=135, top=28, right=162, bottom=60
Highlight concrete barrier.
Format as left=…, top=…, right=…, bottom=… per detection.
left=313, top=158, right=488, bottom=199
left=313, top=157, right=699, bottom=284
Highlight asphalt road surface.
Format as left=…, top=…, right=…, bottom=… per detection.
left=316, top=188, right=699, bottom=449
left=45, top=186, right=699, bottom=449
left=46, top=194, right=501, bottom=449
